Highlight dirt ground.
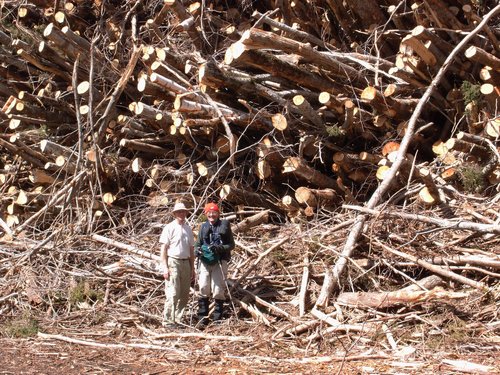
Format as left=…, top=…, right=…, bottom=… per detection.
left=1, top=324, right=498, bottom=375
left=0, top=338, right=356, bottom=374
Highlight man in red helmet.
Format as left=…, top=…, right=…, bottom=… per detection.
left=194, top=202, right=235, bottom=324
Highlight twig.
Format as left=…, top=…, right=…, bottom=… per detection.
left=0, top=217, right=13, bottom=237
left=231, top=236, right=290, bottom=291
left=234, top=296, right=271, bottom=325
left=319, top=218, right=356, bottom=240
left=299, top=253, right=309, bottom=317
left=0, top=292, right=18, bottom=303
left=38, top=332, right=188, bottom=354
left=344, top=204, right=500, bottom=235
left=91, top=234, right=160, bottom=261
left=252, top=10, right=328, bottom=48
left=374, top=238, right=487, bottom=290
left=228, top=280, right=294, bottom=320
left=226, top=352, right=390, bottom=363
left=149, top=332, right=253, bottom=342
left=14, top=228, right=62, bottom=265
left=113, top=301, right=162, bottom=322
left=72, top=55, right=83, bottom=172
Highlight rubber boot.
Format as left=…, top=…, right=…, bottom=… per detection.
left=212, top=299, right=225, bottom=321
left=197, top=297, right=209, bottom=325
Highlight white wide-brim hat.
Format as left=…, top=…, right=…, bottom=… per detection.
left=172, top=202, right=189, bottom=213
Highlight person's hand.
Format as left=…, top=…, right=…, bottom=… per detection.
left=212, top=245, right=224, bottom=256
left=195, top=247, right=202, bottom=257
left=163, top=270, right=170, bottom=280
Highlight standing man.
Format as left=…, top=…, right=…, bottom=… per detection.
left=195, top=202, right=235, bottom=324
left=159, top=202, right=195, bottom=328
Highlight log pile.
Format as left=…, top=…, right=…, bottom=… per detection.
left=0, top=1, right=499, bottom=223
left=0, top=0, right=499, bottom=361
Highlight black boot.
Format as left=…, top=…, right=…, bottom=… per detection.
left=212, top=299, right=225, bottom=321
left=197, top=297, right=209, bottom=324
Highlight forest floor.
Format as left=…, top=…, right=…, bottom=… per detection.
left=1, top=317, right=499, bottom=375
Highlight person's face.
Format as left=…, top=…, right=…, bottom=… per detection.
left=174, top=210, right=187, bottom=223
left=206, top=209, right=219, bottom=224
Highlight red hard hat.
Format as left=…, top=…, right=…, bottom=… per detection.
left=204, top=202, right=219, bottom=213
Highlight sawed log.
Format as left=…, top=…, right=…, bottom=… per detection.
left=231, top=210, right=269, bottom=235
left=235, top=28, right=363, bottom=82
left=336, top=276, right=466, bottom=308
left=282, top=156, right=342, bottom=192
left=464, top=46, right=500, bottom=71
left=219, top=183, right=280, bottom=213
left=295, top=186, right=339, bottom=207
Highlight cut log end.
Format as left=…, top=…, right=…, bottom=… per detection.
left=103, top=192, right=116, bottom=206
left=272, top=113, right=287, bottom=131
left=418, top=186, right=438, bottom=205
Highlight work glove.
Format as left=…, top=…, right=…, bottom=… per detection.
left=194, top=247, right=202, bottom=257
left=211, top=245, right=224, bottom=256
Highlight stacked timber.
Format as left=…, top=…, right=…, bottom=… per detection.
left=0, top=1, right=498, bottom=229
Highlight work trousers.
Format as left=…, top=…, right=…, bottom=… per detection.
left=164, top=257, right=191, bottom=324
left=198, top=260, right=228, bottom=300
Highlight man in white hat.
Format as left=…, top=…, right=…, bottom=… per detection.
left=159, top=202, right=195, bottom=327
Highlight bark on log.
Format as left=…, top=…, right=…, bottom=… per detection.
left=119, top=139, right=173, bottom=156
left=282, top=157, right=341, bottom=192
left=347, top=0, right=387, bottom=30
left=219, top=183, right=281, bottom=213
left=235, top=28, right=363, bottom=82
left=464, top=46, right=500, bottom=71
left=295, top=186, right=339, bottom=207
left=225, top=48, right=343, bottom=95
left=361, top=86, right=417, bottom=119
left=164, top=0, right=203, bottom=51
left=231, top=210, right=269, bottom=235
left=0, top=138, right=46, bottom=168
left=292, top=95, right=323, bottom=127
left=422, top=0, right=466, bottom=31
